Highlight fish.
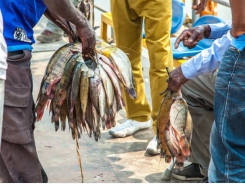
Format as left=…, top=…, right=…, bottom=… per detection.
left=98, top=53, right=122, bottom=83
left=69, top=61, right=83, bottom=117
left=157, top=89, right=175, bottom=163
left=111, top=95, right=117, bottom=127
left=97, top=63, right=114, bottom=111
left=37, top=43, right=73, bottom=102
left=97, top=75, right=107, bottom=126
left=40, top=43, right=82, bottom=97
left=60, top=99, right=68, bottom=131
left=54, top=54, right=80, bottom=121
left=85, top=96, right=94, bottom=137
left=80, top=65, right=90, bottom=123
left=89, top=70, right=101, bottom=115
left=100, top=47, right=136, bottom=99
left=75, top=93, right=84, bottom=133
left=164, top=123, right=185, bottom=168
left=35, top=94, right=50, bottom=121
left=169, top=96, right=192, bottom=157
left=98, top=60, right=125, bottom=110
left=92, top=104, right=101, bottom=141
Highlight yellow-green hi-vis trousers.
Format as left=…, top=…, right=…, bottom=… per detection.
left=110, top=0, right=173, bottom=134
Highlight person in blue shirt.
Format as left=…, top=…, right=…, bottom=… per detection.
left=0, top=0, right=95, bottom=182
left=169, top=0, right=245, bottom=182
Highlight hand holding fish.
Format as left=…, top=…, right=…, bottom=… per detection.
left=76, top=24, right=96, bottom=55
left=168, top=66, right=188, bottom=92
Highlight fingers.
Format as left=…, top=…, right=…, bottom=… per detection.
left=192, top=0, right=207, bottom=14
left=192, top=0, right=199, bottom=9
left=174, top=31, right=192, bottom=49
left=81, top=35, right=96, bottom=55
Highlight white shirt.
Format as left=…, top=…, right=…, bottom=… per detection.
left=181, top=21, right=232, bottom=79
left=0, top=10, right=7, bottom=80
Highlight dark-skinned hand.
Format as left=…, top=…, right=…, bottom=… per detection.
left=174, top=26, right=206, bottom=49
left=168, top=66, right=189, bottom=92
left=192, top=0, right=207, bottom=14
left=76, top=25, right=96, bottom=55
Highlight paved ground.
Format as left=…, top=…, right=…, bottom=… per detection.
left=31, top=4, right=197, bottom=183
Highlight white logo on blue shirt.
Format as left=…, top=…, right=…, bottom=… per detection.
left=13, top=27, right=31, bottom=43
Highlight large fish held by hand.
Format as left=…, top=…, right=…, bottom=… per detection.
left=157, top=89, right=193, bottom=165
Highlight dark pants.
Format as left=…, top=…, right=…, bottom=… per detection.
left=0, top=50, right=48, bottom=183
left=182, top=71, right=216, bottom=177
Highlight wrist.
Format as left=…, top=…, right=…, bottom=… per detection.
left=203, top=25, right=211, bottom=38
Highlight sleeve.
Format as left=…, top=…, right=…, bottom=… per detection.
left=181, top=33, right=232, bottom=79
left=208, top=20, right=232, bottom=39
left=0, top=10, right=7, bottom=80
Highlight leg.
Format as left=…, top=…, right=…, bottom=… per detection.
left=133, top=0, right=173, bottom=154
left=110, top=0, right=151, bottom=121
left=0, top=50, right=47, bottom=182
left=36, top=20, right=63, bottom=43
left=209, top=47, right=245, bottom=182
left=172, top=71, right=216, bottom=181
left=108, top=0, right=152, bottom=138
left=0, top=79, right=4, bottom=148
left=141, top=0, right=173, bottom=134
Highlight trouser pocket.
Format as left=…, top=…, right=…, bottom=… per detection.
left=2, top=50, right=34, bottom=144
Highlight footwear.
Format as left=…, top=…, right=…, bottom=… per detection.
left=108, top=119, right=152, bottom=138
left=36, top=30, right=62, bottom=43
left=146, top=135, right=160, bottom=155
left=199, top=177, right=208, bottom=183
left=172, top=163, right=205, bottom=181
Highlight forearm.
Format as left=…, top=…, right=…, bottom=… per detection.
left=43, top=0, right=88, bottom=28
left=181, top=33, right=232, bottom=79
left=208, top=22, right=231, bottom=39
left=230, top=0, right=245, bottom=37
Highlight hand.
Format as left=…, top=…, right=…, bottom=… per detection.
left=192, top=0, right=207, bottom=14
left=168, top=66, right=189, bottom=92
left=76, top=24, right=96, bottom=55
left=174, top=26, right=205, bottom=49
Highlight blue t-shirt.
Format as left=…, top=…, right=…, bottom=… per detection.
left=0, top=0, right=46, bottom=52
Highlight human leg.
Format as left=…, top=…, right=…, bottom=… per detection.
left=0, top=79, right=4, bottom=149
left=36, top=20, right=63, bottom=43
left=133, top=0, right=172, bottom=154
left=209, top=46, right=245, bottom=182
left=0, top=50, right=47, bottom=182
left=108, top=0, right=152, bottom=138
left=172, top=71, right=216, bottom=181
left=142, top=0, right=173, bottom=135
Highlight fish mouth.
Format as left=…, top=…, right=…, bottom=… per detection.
left=127, top=87, right=137, bottom=99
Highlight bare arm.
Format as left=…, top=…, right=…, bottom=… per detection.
left=43, top=0, right=95, bottom=54
left=229, top=0, right=245, bottom=37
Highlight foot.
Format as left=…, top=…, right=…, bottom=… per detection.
left=172, top=163, right=205, bottom=181
left=36, top=30, right=62, bottom=43
left=108, top=119, right=152, bottom=138
left=146, top=135, right=160, bottom=155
